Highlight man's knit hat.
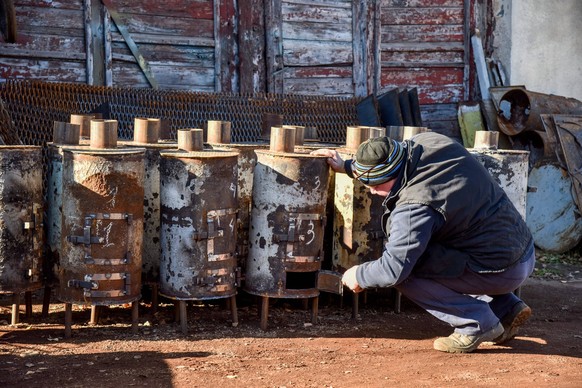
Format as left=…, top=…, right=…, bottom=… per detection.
left=352, top=137, right=405, bottom=185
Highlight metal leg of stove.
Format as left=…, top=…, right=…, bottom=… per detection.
left=25, top=291, right=33, bottom=318
left=352, top=292, right=359, bottom=319
left=64, top=303, right=72, bottom=338
left=11, top=293, right=20, bottom=326
left=42, top=285, right=51, bottom=317
left=394, top=289, right=401, bottom=314
left=179, top=300, right=188, bottom=334
left=174, top=301, right=180, bottom=322
left=131, top=301, right=139, bottom=334
left=260, top=296, right=269, bottom=331
left=151, top=283, right=159, bottom=315
left=302, top=298, right=309, bottom=310
left=311, top=296, right=319, bottom=325
left=230, top=295, right=238, bottom=327
left=90, top=306, right=100, bottom=325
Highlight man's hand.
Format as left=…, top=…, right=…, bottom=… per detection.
left=310, top=149, right=345, bottom=173
left=342, top=265, right=364, bottom=293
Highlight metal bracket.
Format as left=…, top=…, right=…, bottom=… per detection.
left=67, top=273, right=131, bottom=298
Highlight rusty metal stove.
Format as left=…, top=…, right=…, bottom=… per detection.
left=58, top=120, right=145, bottom=337
left=159, top=128, right=240, bottom=334
left=244, top=126, right=340, bottom=330
left=119, top=117, right=178, bottom=313
left=206, top=120, right=269, bottom=286
left=0, top=146, right=43, bottom=326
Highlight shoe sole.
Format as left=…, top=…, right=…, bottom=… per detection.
left=493, top=305, right=532, bottom=345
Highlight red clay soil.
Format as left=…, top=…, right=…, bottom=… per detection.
left=1, top=277, right=581, bottom=388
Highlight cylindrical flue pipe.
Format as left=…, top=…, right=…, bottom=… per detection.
left=53, top=121, right=80, bottom=145
left=178, top=129, right=204, bottom=152
left=90, top=119, right=118, bottom=149
left=134, top=118, right=161, bottom=144
left=496, top=89, right=582, bottom=136
left=270, top=126, right=296, bottom=153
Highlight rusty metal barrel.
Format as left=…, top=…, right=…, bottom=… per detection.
left=245, top=149, right=330, bottom=299
left=207, top=140, right=269, bottom=279
left=333, top=127, right=385, bottom=272
left=58, top=147, right=146, bottom=306
left=159, top=148, right=239, bottom=332
left=0, top=146, right=44, bottom=294
left=119, top=118, right=177, bottom=292
left=469, top=149, right=530, bottom=220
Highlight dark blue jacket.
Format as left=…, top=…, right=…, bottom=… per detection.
left=351, top=132, right=533, bottom=288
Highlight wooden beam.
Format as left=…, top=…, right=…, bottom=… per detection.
left=215, top=0, right=238, bottom=93
left=238, top=0, right=266, bottom=93
left=265, top=0, right=283, bottom=94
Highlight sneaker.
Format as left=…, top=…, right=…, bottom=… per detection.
left=433, top=322, right=504, bottom=353
left=493, top=301, right=532, bottom=344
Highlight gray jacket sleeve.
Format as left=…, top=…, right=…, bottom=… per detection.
left=355, top=203, right=443, bottom=288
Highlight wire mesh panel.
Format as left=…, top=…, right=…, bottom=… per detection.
left=0, top=80, right=358, bottom=146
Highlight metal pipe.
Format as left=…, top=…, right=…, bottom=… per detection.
left=134, top=117, right=160, bottom=144
left=177, top=129, right=204, bottom=151
left=53, top=121, right=80, bottom=145
left=207, top=120, right=232, bottom=144
left=70, top=114, right=95, bottom=139
left=270, top=126, right=295, bottom=153
left=345, top=126, right=370, bottom=151
left=90, top=119, right=118, bottom=149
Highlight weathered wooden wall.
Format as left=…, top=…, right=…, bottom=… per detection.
left=379, top=0, right=470, bottom=134
left=0, top=0, right=479, bottom=136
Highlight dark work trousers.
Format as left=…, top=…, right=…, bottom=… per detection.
left=395, top=247, right=536, bottom=335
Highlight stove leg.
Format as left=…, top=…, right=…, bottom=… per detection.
left=25, top=291, right=33, bottom=318
left=11, top=293, right=20, bottom=326
left=394, top=289, right=402, bottom=314
left=179, top=300, right=188, bottom=335
left=131, top=301, right=139, bottom=334
left=352, top=292, right=359, bottom=319
left=64, top=303, right=72, bottom=339
left=311, top=296, right=319, bottom=325
left=42, top=285, right=51, bottom=317
left=260, top=296, right=269, bottom=331
left=151, top=283, right=159, bottom=315
left=230, top=295, right=238, bottom=327
left=174, top=301, right=180, bottom=322
left=89, top=305, right=100, bottom=325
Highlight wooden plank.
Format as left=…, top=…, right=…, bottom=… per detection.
left=284, top=39, right=352, bottom=66
left=381, top=50, right=464, bottom=65
left=283, top=21, right=352, bottom=42
left=111, top=62, right=214, bottom=89
left=385, top=0, right=463, bottom=7
left=0, top=59, right=86, bottom=82
left=15, top=0, right=83, bottom=10
left=283, top=76, right=354, bottom=96
left=0, top=46, right=85, bottom=60
left=215, top=0, right=238, bottom=92
left=265, top=0, right=283, bottom=93
left=107, top=12, right=214, bottom=37
left=15, top=6, right=85, bottom=29
left=382, top=24, right=464, bottom=42
left=353, top=0, right=365, bottom=97
left=111, top=42, right=214, bottom=66
left=381, top=42, right=464, bottom=52
left=238, top=0, right=266, bottom=93
left=381, top=67, right=464, bottom=86
left=102, top=0, right=214, bottom=19
left=6, top=32, right=85, bottom=52
left=110, top=32, right=214, bottom=47
left=282, top=2, right=351, bottom=23
left=284, top=66, right=352, bottom=78
left=380, top=7, right=464, bottom=25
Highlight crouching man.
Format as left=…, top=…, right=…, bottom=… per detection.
left=312, top=132, right=534, bottom=353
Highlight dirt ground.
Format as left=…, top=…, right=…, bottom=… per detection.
left=1, top=252, right=581, bottom=388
